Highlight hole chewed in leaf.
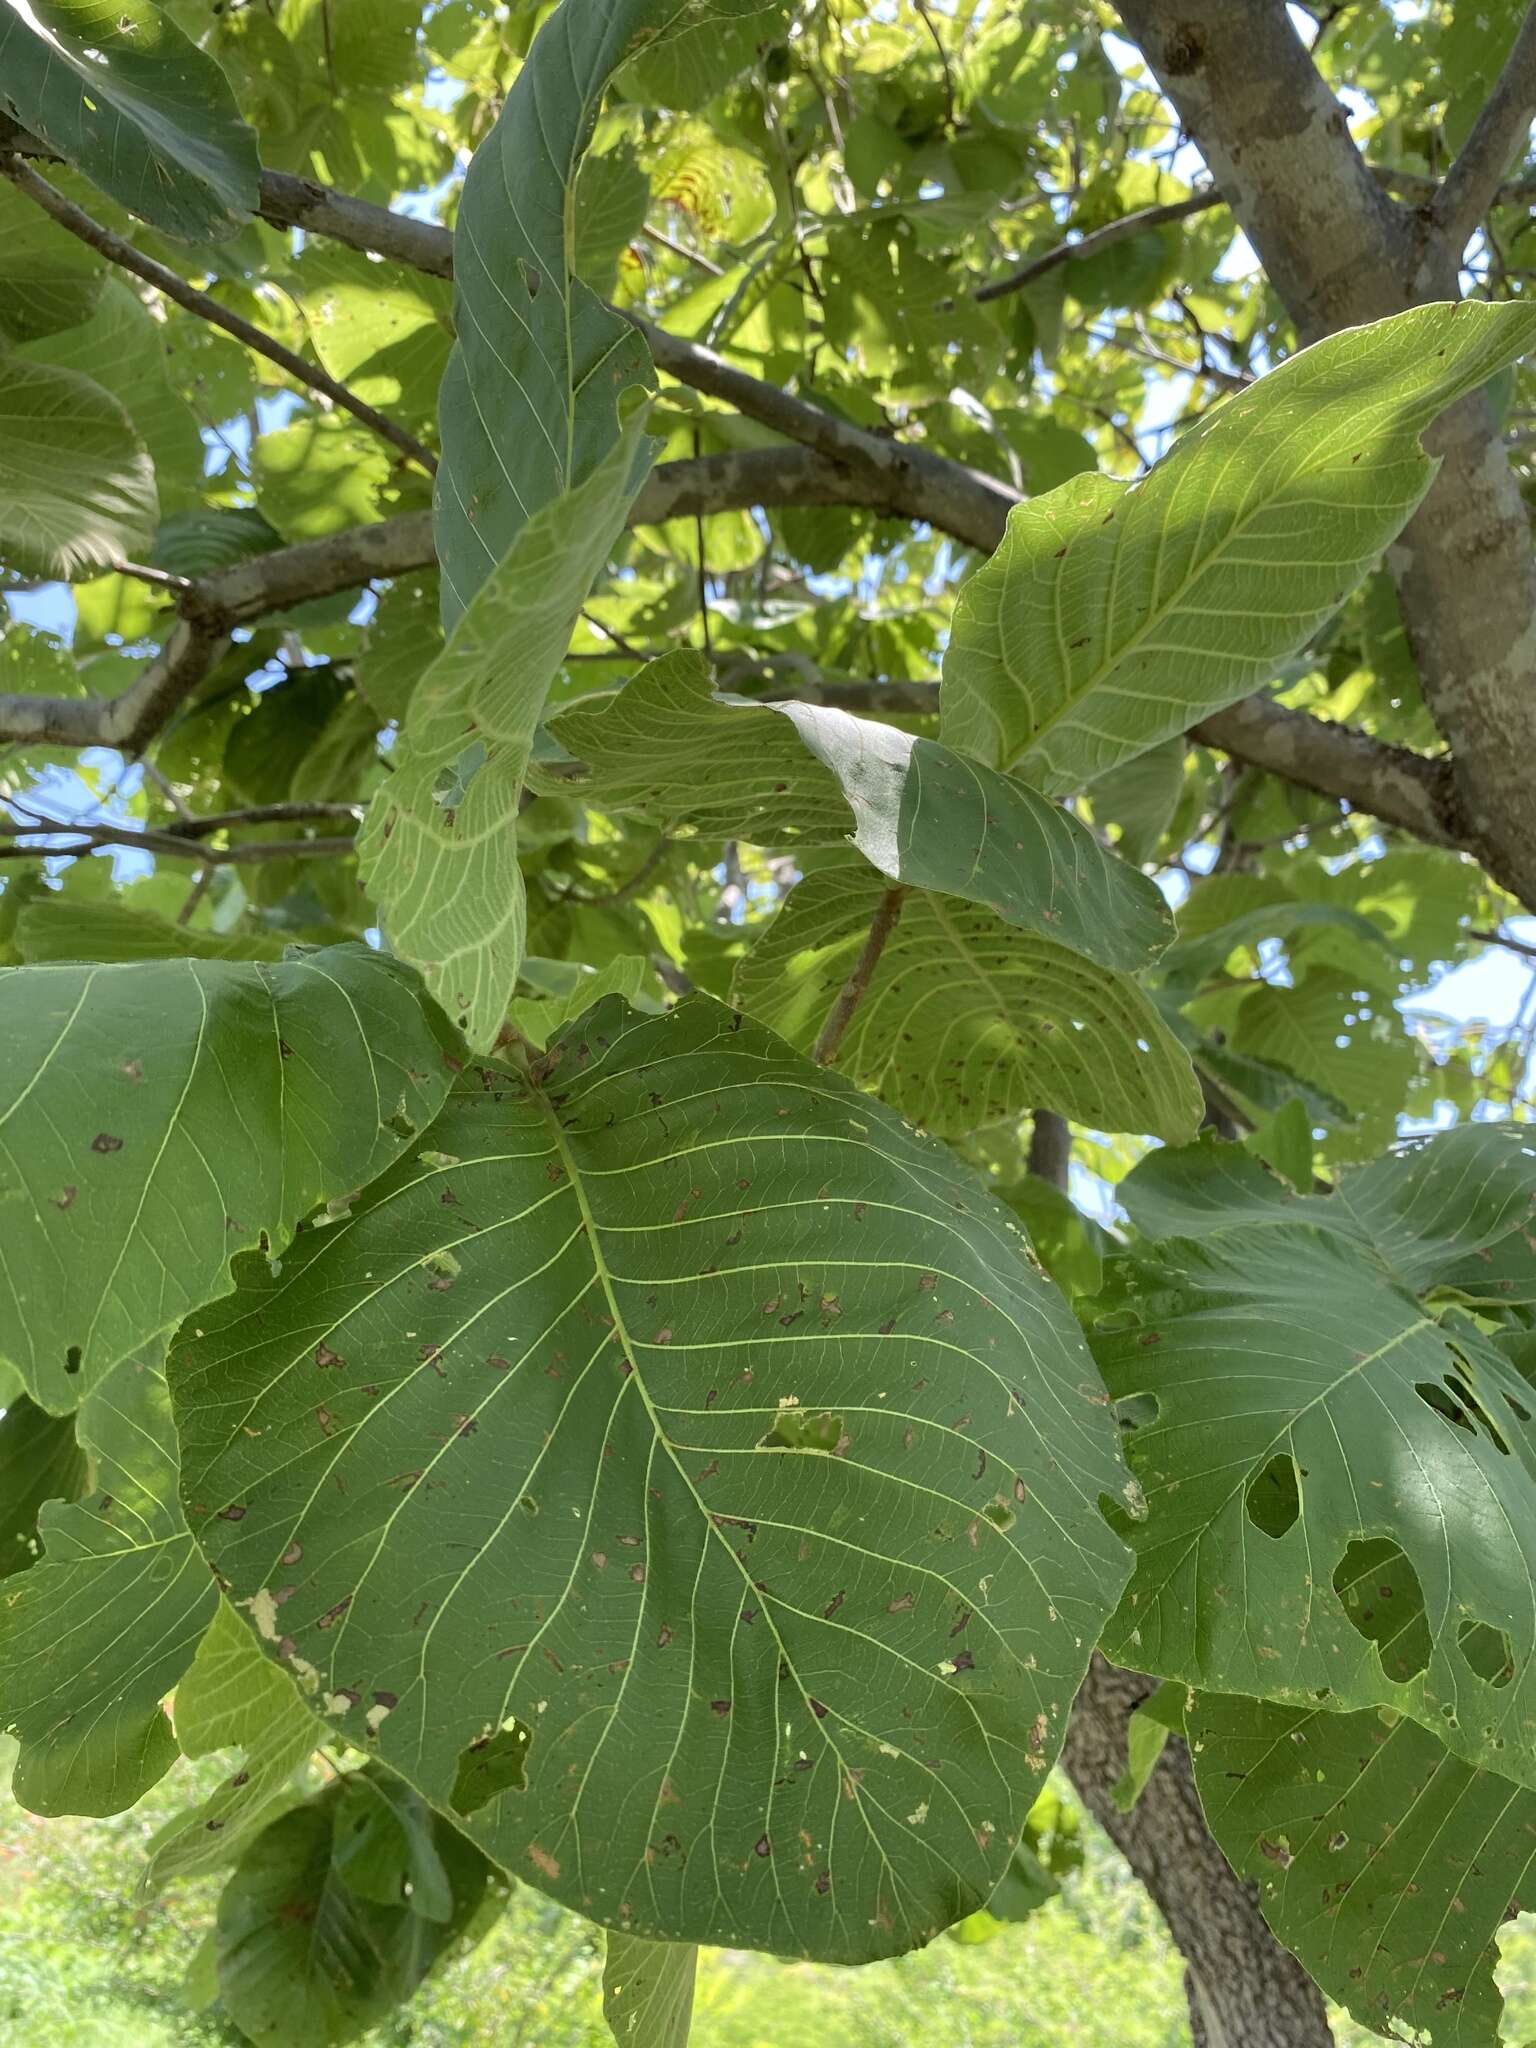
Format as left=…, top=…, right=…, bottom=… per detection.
left=451, top=1718, right=532, bottom=1815
left=1416, top=1369, right=1510, bottom=1454
left=757, top=1409, right=848, bottom=1455
left=1332, top=1539, right=1430, bottom=1684
left=1244, top=1451, right=1301, bottom=1538
left=1457, top=1618, right=1516, bottom=1689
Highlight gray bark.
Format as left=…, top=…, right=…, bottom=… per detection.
left=1028, top=1112, right=1331, bottom=2044
left=1064, top=1658, right=1334, bottom=2048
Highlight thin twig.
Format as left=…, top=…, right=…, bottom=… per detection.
left=641, top=222, right=724, bottom=276
left=692, top=425, right=711, bottom=656
left=166, top=800, right=363, bottom=838
left=140, top=758, right=195, bottom=824
left=975, top=191, right=1215, bottom=303
left=0, top=156, right=438, bottom=477
left=912, top=0, right=956, bottom=129
left=557, top=836, right=672, bottom=907
left=1433, top=6, right=1536, bottom=245
left=117, top=562, right=193, bottom=594
left=0, top=797, right=359, bottom=866
left=1468, top=924, right=1536, bottom=963
left=812, top=885, right=907, bottom=1066
left=177, top=865, right=215, bottom=925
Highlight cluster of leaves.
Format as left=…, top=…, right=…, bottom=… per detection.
left=2, top=2, right=1536, bottom=2046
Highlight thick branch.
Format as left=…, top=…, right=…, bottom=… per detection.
left=1064, top=1657, right=1333, bottom=2047
left=1190, top=697, right=1458, bottom=845
left=252, top=176, right=1016, bottom=546
left=759, top=673, right=1464, bottom=856
left=1433, top=5, right=1536, bottom=246
left=257, top=169, right=455, bottom=279
left=0, top=448, right=912, bottom=753
left=0, top=157, right=438, bottom=476
left=633, top=318, right=1018, bottom=551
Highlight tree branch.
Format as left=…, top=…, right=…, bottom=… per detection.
left=748, top=670, right=1464, bottom=856
left=0, top=448, right=922, bottom=754
left=0, top=798, right=358, bottom=865
left=257, top=169, right=455, bottom=278
left=1433, top=4, right=1536, bottom=246
left=0, top=143, right=1501, bottom=885
left=1189, top=697, right=1459, bottom=846
left=0, top=157, right=438, bottom=477
left=975, top=191, right=1217, bottom=303
left=632, top=318, right=1018, bottom=551
left=812, top=886, right=907, bottom=1065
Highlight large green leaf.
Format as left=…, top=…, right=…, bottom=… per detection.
left=295, top=245, right=454, bottom=439
left=1092, top=1125, right=1536, bottom=1785
left=733, top=861, right=1201, bottom=1141
left=359, top=424, right=653, bottom=1052
left=11, top=895, right=288, bottom=965
left=0, top=1394, right=88, bottom=1581
left=941, top=301, right=1536, bottom=788
left=0, top=177, right=104, bottom=341
left=1156, top=900, right=1393, bottom=990
left=146, top=1600, right=320, bottom=1889
left=549, top=652, right=1174, bottom=973
left=1189, top=1693, right=1536, bottom=2048
left=212, top=1771, right=493, bottom=2048
left=0, top=943, right=452, bottom=1407
left=433, top=0, right=671, bottom=623
left=603, top=1933, right=698, bottom=2048
left=172, top=994, right=1132, bottom=1960
left=619, top=0, right=781, bottom=105
left=0, top=356, right=157, bottom=580
left=20, top=279, right=206, bottom=511
left=1209, top=967, right=1417, bottom=1163
left=0, top=0, right=260, bottom=240
left=0, top=1352, right=216, bottom=1815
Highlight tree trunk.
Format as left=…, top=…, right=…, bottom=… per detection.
left=1063, top=1657, right=1333, bottom=2047
left=1028, top=1111, right=1332, bottom=2044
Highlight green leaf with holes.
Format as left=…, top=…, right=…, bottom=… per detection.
left=941, top=301, right=1536, bottom=789
left=170, top=994, right=1132, bottom=1961
left=0, top=1352, right=216, bottom=1816
left=1188, top=1692, right=1536, bottom=2048
left=360, top=424, right=653, bottom=1051
left=0, top=355, right=157, bottom=581
left=146, top=1600, right=320, bottom=1889
left=549, top=652, right=1173, bottom=973
left=603, top=1933, right=698, bottom=2047
left=434, top=0, right=677, bottom=623
left=1091, top=1124, right=1536, bottom=1788
left=732, top=860, right=1200, bottom=1141
left=0, top=943, right=452, bottom=1407
left=0, top=0, right=260, bottom=240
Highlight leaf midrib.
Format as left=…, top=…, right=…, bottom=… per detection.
left=528, top=1062, right=872, bottom=1823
